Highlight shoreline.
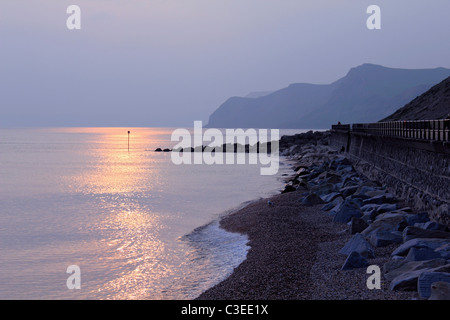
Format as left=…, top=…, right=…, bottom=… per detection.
left=195, top=191, right=418, bottom=300
left=195, top=135, right=422, bottom=300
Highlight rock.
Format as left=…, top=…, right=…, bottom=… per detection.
left=350, top=217, right=369, bottom=235
left=405, top=247, right=443, bottom=262
left=384, top=259, right=448, bottom=281
left=155, top=148, right=162, bottom=152
left=389, top=263, right=450, bottom=291
left=360, top=203, right=380, bottom=213
left=341, top=251, right=369, bottom=270
left=369, top=231, right=403, bottom=247
left=392, top=238, right=450, bottom=257
left=321, top=202, right=336, bottom=211
left=364, top=190, right=388, bottom=198
left=281, top=185, right=297, bottom=194
left=330, top=156, right=352, bottom=169
left=435, top=243, right=450, bottom=259
left=332, top=199, right=362, bottom=223
left=361, top=214, right=407, bottom=238
left=402, top=226, right=450, bottom=242
left=339, top=233, right=375, bottom=258
left=405, top=212, right=430, bottom=226
left=358, top=203, right=398, bottom=220
left=300, top=192, right=325, bottom=206
left=377, top=203, right=398, bottom=214
left=414, top=221, right=448, bottom=231
left=320, top=192, right=343, bottom=203
left=321, top=195, right=344, bottom=211
left=362, top=193, right=397, bottom=205
left=326, top=174, right=342, bottom=185
left=340, top=185, right=359, bottom=197
left=418, top=272, right=450, bottom=299
left=355, top=185, right=379, bottom=196
left=310, top=183, right=337, bottom=196
left=428, top=281, right=450, bottom=300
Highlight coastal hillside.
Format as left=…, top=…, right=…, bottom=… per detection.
left=206, top=64, right=450, bottom=129
left=381, top=76, right=450, bottom=121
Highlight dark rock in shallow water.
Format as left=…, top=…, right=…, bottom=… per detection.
left=155, top=148, right=162, bottom=152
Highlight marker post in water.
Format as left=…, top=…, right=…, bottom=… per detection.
left=128, top=130, right=130, bottom=152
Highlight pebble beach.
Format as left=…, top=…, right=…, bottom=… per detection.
left=196, top=191, right=418, bottom=300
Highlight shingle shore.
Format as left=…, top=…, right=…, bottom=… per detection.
left=195, top=191, right=418, bottom=300
left=195, top=132, right=430, bottom=300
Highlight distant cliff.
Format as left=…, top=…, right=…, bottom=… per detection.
left=206, top=64, right=450, bottom=129
left=381, top=76, right=450, bottom=121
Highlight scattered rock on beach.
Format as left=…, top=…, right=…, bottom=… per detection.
left=285, top=141, right=450, bottom=299
left=341, top=251, right=369, bottom=270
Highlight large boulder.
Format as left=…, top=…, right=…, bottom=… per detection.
left=310, top=183, right=338, bottom=197
left=340, top=185, right=359, bottom=197
left=368, top=230, right=403, bottom=247
left=435, top=243, right=450, bottom=259
left=418, top=272, right=450, bottom=299
left=320, top=192, right=343, bottom=203
left=341, top=251, right=369, bottom=270
left=361, top=214, right=407, bottom=238
left=405, top=247, right=443, bottom=262
left=392, top=238, right=450, bottom=257
left=414, top=221, right=448, bottom=231
left=402, top=226, right=450, bottom=242
left=428, top=281, right=450, bottom=300
left=350, top=217, right=369, bottom=235
left=332, top=199, right=362, bottom=223
left=383, top=259, right=448, bottom=281
left=300, top=192, right=325, bottom=206
left=339, top=233, right=375, bottom=258
left=405, top=212, right=430, bottom=226
left=389, top=263, right=450, bottom=291
left=362, top=193, right=397, bottom=205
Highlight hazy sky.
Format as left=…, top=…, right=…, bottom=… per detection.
left=1, top=0, right=450, bottom=127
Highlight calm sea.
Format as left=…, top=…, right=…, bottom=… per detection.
left=0, top=127, right=304, bottom=300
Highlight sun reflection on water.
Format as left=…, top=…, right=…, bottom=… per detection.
left=61, top=127, right=175, bottom=299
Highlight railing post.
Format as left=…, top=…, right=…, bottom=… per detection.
left=444, top=119, right=449, bottom=142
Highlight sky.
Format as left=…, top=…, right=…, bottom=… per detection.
left=1, top=0, right=450, bottom=127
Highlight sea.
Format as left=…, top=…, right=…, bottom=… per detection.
left=0, top=127, right=306, bottom=300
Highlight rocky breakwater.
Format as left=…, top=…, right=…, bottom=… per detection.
left=281, top=139, right=450, bottom=300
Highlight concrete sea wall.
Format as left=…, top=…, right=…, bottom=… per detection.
left=330, top=127, right=450, bottom=226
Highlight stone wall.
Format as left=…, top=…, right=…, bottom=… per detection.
left=330, top=130, right=450, bottom=226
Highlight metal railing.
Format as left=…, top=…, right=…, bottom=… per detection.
left=332, top=119, right=450, bottom=142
